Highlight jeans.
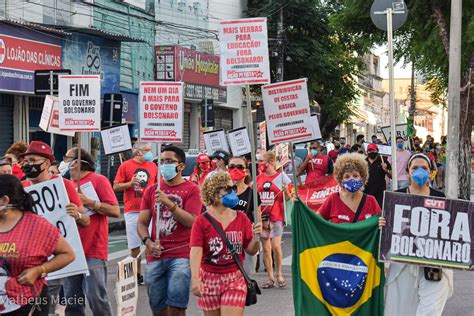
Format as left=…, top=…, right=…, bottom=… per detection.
left=63, top=258, right=113, bottom=316
left=145, top=258, right=191, bottom=312
left=47, top=278, right=64, bottom=316
left=397, top=180, right=410, bottom=190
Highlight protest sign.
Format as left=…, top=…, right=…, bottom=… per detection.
left=203, top=129, right=229, bottom=154
left=219, top=18, right=270, bottom=86
left=24, top=177, right=89, bottom=279
left=262, top=78, right=313, bottom=145
left=364, top=143, right=392, bottom=156
left=228, top=127, right=251, bottom=156
left=116, top=256, right=138, bottom=316
left=101, top=124, right=132, bottom=155
left=139, top=81, right=184, bottom=142
left=40, top=95, right=75, bottom=137
left=275, top=143, right=289, bottom=168
left=381, top=124, right=411, bottom=151
left=258, top=121, right=267, bottom=153
left=58, top=75, right=101, bottom=131
left=293, top=177, right=340, bottom=213
left=380, top=191, right=474, bottom=270
left=80, top=181, right=99, bottom=216
left=310, top=114, right=322, bottom=140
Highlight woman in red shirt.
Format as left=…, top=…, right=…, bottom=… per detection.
left=190, top=172, right=261, bottom=315
left=190, top=153, right=211, bottom=187
left=318, top=153, right=381, bottom=223
left=0, top=174, right=74, bottom=315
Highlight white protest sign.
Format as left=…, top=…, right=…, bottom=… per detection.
left=139, top=82, right=183, bottom=142
left=228, top=127, right=251, bottom=156
left=363, top=143, right=392, bottom=156
left=101, top=124, right=132, bottom=155
left=203, top=129, right=229, bottom=154
left=24, top=177, right=88, bottom=280
left=262, top=78, right=313, bottom=145
left=80, top=182, right=99, bottom=216
left=275, top=143, right=289, bottom=167
left=219, top=18, right=270, bottom=86
left=58, top=75, right=101, bottom=131
left=116, top=257, right=138, bottom=316
left=40, top=96, right=75, bottom=137
left=310, top=114, right=322, bottom=140
left=381, top=124, right=411, bottom=151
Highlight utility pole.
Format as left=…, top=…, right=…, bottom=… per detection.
left=446, top=0, right=462, bottom=199
left=409, top=63, right=415, bottom=124
left=276, top=1, right=284, bottom=82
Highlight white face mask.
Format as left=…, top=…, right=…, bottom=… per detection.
left=0, top=204, right=16, bottom=212
left=58, top=161, right=72, bottom=176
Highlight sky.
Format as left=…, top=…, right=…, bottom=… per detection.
left=373, top=45, right=413, bottom=79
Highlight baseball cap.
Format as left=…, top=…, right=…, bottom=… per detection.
left=196, top=153, right=210, bottom=163
left=20, top=141, right=55, bottom=162
left=209, top=150, right=231, bottom=163
left=367, top=143, right=379, bottom=152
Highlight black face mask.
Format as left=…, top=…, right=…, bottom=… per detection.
left=335, top=145, right=341, bottom=150
left=368, top=152, right=378, bottom=159
left=22, top=162, right=44, bottom=179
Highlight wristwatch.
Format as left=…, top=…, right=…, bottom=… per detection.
left=142, top=236, right=151, bottom=245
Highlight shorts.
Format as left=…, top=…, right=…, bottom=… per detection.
left=198, top=269, right=247, bottom=311
left=261, top=221, right=283, bottom=240
left=125, top=212, right=142, bottom=249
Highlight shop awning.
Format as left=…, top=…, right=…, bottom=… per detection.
left=0, top=18, right=71, bottom=36
left=51, top=26, right=146, bottom=43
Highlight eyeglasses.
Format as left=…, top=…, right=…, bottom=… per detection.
left=310, top=147, right=318, bottom=150
left=222, top=185, right=237, bottom=194
left=228, top=164, right=245, bottom=170
left=160, top=159, right=180, bottom=165
left=23, top=158, right=46, bottom=166
left=63, top=155, right=75, bottom=162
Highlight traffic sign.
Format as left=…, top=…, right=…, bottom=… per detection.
left=370, top=0, right=408, bottom=31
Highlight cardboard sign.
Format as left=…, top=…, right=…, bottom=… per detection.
left=116, top=257, right=138, bottom=316
left=219, top=18, right=270, bottom=85
left=80, top=182, right=99, bottom=216
left=310, top=114, right=322, bottom=140
left=275, top=143, right=289, bottom=168
left=139, top=82, right=184, bottom=142
left=363, top=143, right=392, bottom=156
left=101, top=124, right=132, bottom=155
left=380, top=192, right=474, bottom=270
left=203, top=129, right=229, bottom=154
left=262, top=78, right=313, bottom=145
left=381, top=124, right=411, bottom=151
left=227, top=127, right=251, bottom=156
left=39, top=95, right=75, bottom=137
left=24, top=177, right=89, bottom=280
left=258, top=121, right=267, bottom=153
left=58, top=75, right=101, bottom=131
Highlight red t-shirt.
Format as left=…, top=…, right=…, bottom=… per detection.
left=140, top=180, right=202, bottom=262
left=73, top=172, right=118, bottom=260
left=328, top=150, right=338, bottom=162
left=318, top=193, right=381, bottom=224
left=114, top=159, right=157, bottom=213
left=22, top=176, right=82, bottom=207
left=305, top=155, right=331, bottom=184
left=257, top=171, right=291, bottom=222
left=190, top=211, right=253, bottom=274
left=190, top=170, right=210, bottom=186
left=0, top=212, right=60, bottom=312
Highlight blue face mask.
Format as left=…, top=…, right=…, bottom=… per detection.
left=160, top=164, right=178, bottom=181
left=222, top=190, right=239, bottom=208
left=311, top=149, right=318, bottom=156
left=412, top=168, right=429, bottom=186
left=397, top=143, right=404, bottom=149
left=143, top=152, right=154, bottom=162
left=341, top=178, right=364, bottom=193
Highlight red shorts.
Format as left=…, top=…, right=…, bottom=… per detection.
left=198, top=269, right=247, bottom=311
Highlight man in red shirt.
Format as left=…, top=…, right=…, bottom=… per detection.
left=20, top=141, right=89, bottom=315
left=62, top=148, right=120, bottom=316
left=114, top=142, right=157, bottom=284
left=298, top=141, right=333, bottom=185
left=138, top=145, right=202, bottom=316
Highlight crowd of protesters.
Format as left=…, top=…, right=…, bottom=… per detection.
left=0, top=132, right=452, bottom=315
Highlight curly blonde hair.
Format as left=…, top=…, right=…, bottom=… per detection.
left=333, top=153, right=369, bottom=185
left=201, top=171, right=232, bottom=206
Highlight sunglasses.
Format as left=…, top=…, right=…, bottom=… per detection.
left=223, top=185, right=237, bottom=194
left=310, top=147, right=318, bottom=150
left=228, top=164, right=245, bottom=170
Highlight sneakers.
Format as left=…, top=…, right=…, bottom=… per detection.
left=137, top=273, right=145, bottom=285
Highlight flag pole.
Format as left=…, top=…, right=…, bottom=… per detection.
left=289, top=142, right=299, bottom=198
left=156, top=142, right=162, bottom=243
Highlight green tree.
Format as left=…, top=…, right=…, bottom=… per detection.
left=246, top=0, right=364, bottom=138
left=331, top=0, right=474, bottom=199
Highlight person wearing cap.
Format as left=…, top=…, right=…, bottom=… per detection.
left=190, top=153, right=211, bottom=187
left=61, top=148, right=119, bottom=316
left=297, top=141, right=333, bottom=185
left=379, top=153, right=452, bottom=315
left=363, top=143, right=391, bottom=208
left=20, top=141, right=89, bottom=315
left=206, top=149, right=231, bottom=179
left=0, top=156, right=12, bottom=175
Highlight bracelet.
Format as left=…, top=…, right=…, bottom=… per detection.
left=170, top=203, right=178, bottom=213
left=92, top=200, right=97, bottom=210
left=93, top=201, right=101, bottom=212
left=40, top=265, right=47, bottom=278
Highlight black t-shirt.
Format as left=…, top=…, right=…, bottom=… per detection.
left=234, top=186, right=261, bottom=223
left=396, top=187, right=446, bottom=197
left=364, top=156, right=392, bottom=197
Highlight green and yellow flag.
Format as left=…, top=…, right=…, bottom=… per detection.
left=291, top=201, right=385, bottom=316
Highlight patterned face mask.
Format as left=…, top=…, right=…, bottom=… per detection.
left=341, top=178, right=364, bottom=193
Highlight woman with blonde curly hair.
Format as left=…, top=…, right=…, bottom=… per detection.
left=190, top=172, right=262, bottom=315
left=318, top=153, right=381, bottom=223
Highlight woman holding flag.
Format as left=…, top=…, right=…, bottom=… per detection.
left=256, top=152, right=291, bottom=289
left=379, top=153, right=453, bottom=315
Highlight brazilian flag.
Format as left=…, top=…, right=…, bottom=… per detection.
left=292, top=201, right=384, bottom=316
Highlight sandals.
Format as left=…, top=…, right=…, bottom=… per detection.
left=261, top=279, right=275, bottom=289
left=277, top=276, right=286, bottom=288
